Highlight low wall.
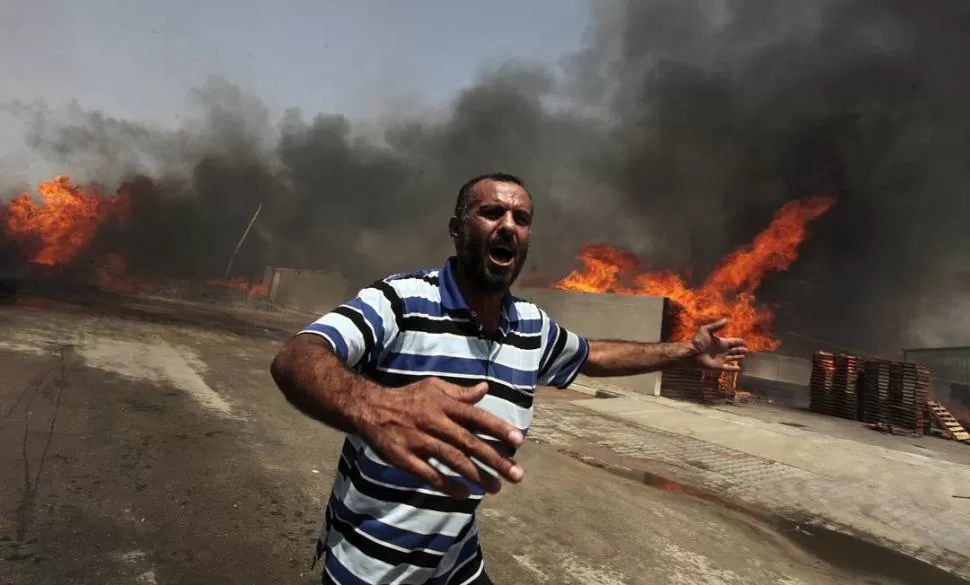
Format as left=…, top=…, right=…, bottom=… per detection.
left=741, top=353, right=812, bottom=385
left=738, top=353, right=812, bottom=408
left=515, top=288, right=667, bottom=396
left=264, top=267, right=349, bottom=316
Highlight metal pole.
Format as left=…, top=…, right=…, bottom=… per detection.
left=223, top=202, right=262, bottom=279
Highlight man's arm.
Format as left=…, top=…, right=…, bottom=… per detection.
left=270, top=334, right=381, bottom=434
left=270, top=283, right=402, bottom=433
left=579, top=319, right=748, bottom=377
left=269, top=283, right=527, bottom=497
left=580, top=339, right=698, bottom=377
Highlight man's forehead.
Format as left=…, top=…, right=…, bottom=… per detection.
left=469, top=180, right=532, bottom=208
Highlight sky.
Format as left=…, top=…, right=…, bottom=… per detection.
left=0, top=0, right=593, bottom=125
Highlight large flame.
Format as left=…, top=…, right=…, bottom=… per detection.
left=2, top=176, right=130, bottom=266
left=553, top=195, right=836, bottom=351
left=1, top=175, right=267, bottom=297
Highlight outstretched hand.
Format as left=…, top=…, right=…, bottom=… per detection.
left=691, top=318, right=749, bottom=371
left=355, top=378, right=525, bottom=500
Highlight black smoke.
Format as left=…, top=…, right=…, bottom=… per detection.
left=568, top=0, right=970, bottom=355
left=3, top=0, right=970, bottom=355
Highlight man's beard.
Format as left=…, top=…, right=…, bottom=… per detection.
left=458, top=233, right=528, bottom=294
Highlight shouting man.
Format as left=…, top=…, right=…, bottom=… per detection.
left=270, top=172, right=749, bottom=585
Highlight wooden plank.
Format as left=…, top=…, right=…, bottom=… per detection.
left=926, top=400, right=970, bottom=442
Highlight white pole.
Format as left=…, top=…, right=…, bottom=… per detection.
left=223, top=202, right=262, bottom=279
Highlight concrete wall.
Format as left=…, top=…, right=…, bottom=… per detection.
left=265, top=267, right=350, bottom=316
left=515, top=288, right=666, bottom=396
left=741, top=353, right=812, bottom=386
left=738, top=353, right=812, bottom=409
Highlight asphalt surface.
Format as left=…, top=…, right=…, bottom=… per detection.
left=0, top=290, right=918, bottom=584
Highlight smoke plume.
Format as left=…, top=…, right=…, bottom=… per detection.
left=2, top=0, right=969, bottom=356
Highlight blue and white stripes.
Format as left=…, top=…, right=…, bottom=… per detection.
left=302, top=258, right=588, bottom=584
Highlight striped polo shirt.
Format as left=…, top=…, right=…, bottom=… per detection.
left=300, top=257, right=589, bottom=585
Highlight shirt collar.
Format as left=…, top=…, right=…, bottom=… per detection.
left=439, top=257, right=519, bottom=325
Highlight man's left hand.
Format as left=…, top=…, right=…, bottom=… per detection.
left=690, top=318, right=749, bottom=371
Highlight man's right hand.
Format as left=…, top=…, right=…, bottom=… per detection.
left=353, top=377, right=525, bottom=499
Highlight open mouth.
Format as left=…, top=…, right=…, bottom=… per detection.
left=487, top=242, right=516, bottom=266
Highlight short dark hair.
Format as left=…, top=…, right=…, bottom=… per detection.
left=454, top=172, right=529, bottom=221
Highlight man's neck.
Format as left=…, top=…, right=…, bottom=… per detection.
left=454, top=263, right=506, bottom=331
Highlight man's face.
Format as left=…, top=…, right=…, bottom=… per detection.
left=450, top=179, right=533, bottom=294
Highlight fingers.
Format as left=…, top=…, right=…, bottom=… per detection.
left=441, top=421, right=524, bottom=485
left=429, top=407, right=524, bottom=484
left=448, top=401, right=525, bottom=451
left=398, top=453, right=473, bottom=499
left=418, top=379, right=524, bottom=487
left=718, top=337, right=747, bottom=350
left=420, top=439, right=504, bottom=495
left=438, top=380, right=489, bottom=404
left=702, top=318, right=728, bottom=333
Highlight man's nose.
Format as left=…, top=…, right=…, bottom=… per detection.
left=498, top=211, right=516, bottom=231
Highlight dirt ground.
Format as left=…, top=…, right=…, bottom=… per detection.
left=0, top=291, right=927, bottom=584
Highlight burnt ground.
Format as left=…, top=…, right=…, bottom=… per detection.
left=0, top=289, right=930, bottom=585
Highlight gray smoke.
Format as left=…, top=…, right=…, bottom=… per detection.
left=1, top=67, right=632, bottom=289
left=3, top=0, right=970, bottom=356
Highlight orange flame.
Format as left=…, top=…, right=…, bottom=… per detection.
left=2, top=175, right=267, bottom=297
left=553, top=196, right=836, bottom=351
left=206, top=277, right=268, bottom=297
left=95, top=253, right=153, bottom=293
left=2, top=176, right=130, bottom=266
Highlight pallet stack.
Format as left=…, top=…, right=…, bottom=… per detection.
left=809, top=351, right=863, bottom=420
left=860, top=359, right=930, bottom=436
left=660, top=366, right=737, bottom=404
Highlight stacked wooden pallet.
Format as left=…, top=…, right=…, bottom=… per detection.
left=809, top=351, right=863, bottom=420
left=859, top=359, right=930, bottom=436
left=660, top=366, right=736, bottom=404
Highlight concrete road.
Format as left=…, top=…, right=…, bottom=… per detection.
left=0, top=292, right=899, bottom=584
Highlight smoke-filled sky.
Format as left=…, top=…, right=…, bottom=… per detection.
left=2, top=0, right=970, bottom=356
left=0, top=0, right=590, bottom=125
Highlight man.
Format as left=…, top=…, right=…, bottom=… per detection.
left=270, top=172, right=748, bottom=585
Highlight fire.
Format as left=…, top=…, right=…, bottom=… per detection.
left=553, top=196, right=836, bottom=351
left=2, top=176, right=130, bottom=266
left=207, top=277, right=268, bottom=297
left=95, top=253, right=153, bottom=294
left=1, top=175, right=267, bottom=298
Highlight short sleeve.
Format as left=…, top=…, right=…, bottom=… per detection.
left=299, top=282, right=400, bottom=370
left=536, top=311, right=590, bottom=389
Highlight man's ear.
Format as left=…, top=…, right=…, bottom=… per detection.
left=448, top=216, right=461, bottom=242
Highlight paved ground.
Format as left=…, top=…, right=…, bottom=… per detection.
left=0, top=290, right=962, bottom=584
left=544, top=377, right=970, bottom=581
